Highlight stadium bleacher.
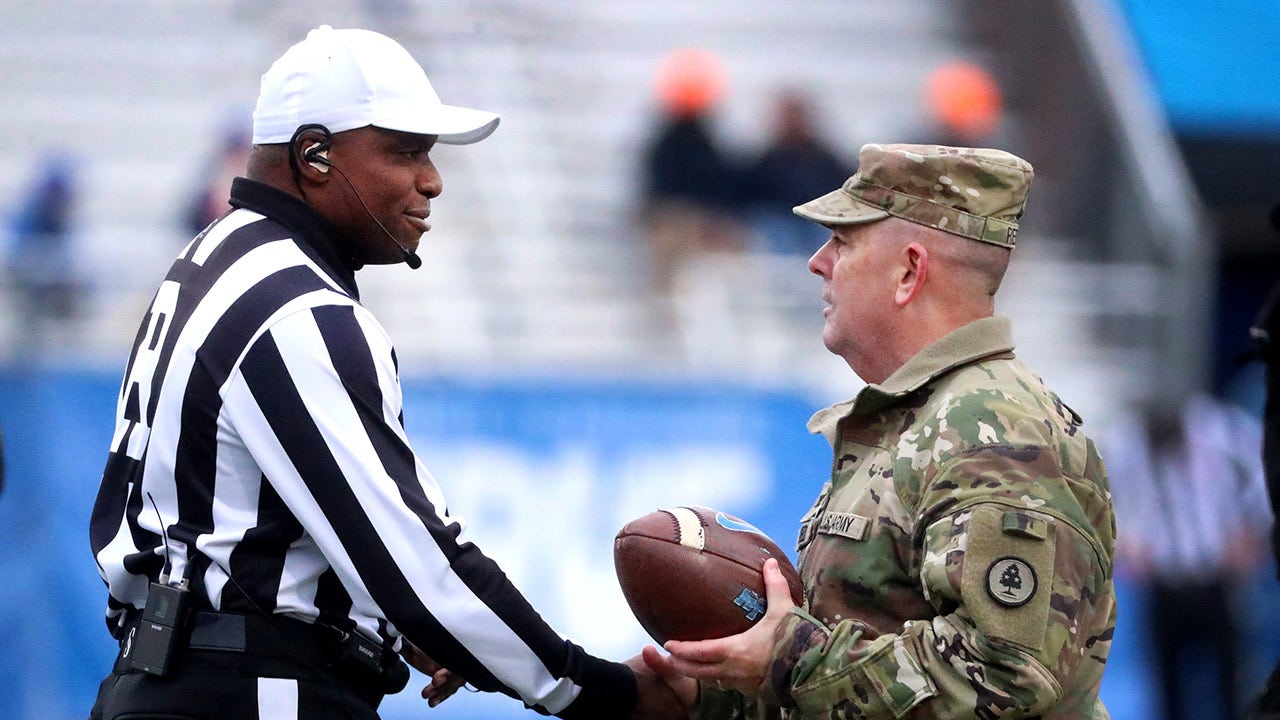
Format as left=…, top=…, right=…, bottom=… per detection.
left=0, top=4, right=965, bottom=367
left=0, top=0, right=1189, bottom=424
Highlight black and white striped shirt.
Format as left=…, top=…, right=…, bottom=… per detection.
left=89, top=178, right=632, bottom=718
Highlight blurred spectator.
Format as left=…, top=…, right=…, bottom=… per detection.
left=3, top=153, right=84, bottom=334
left=181, top=118, right=249, bottom=236
left=638, top=48, right=741, bottom=297
left=924, top=61, right=1004, bottom=147
left=734, top=88, right=850, bottom=255
left=1105, top=393, right=1270, bottom=720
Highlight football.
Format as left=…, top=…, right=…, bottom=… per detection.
left=613, top=506, right=804, bottom=644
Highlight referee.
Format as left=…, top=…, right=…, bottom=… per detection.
left=88, top=26, right=680, bottom=720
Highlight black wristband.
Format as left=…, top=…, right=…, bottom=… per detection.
left=555, top=649, right=636, bottom=720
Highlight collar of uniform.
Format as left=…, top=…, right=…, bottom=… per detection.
left=228, top=177, right=360, bottom=298
left=806, top=316, right=1015, bottom=443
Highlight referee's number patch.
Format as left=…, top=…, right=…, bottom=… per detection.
left=986, top=556, right=1037, bottom=607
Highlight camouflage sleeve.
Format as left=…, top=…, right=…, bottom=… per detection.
left=760, top=448, right=1114, bottom=718
left=698, top=682, right=790, bottom=720
left=696, top=685, right=745, bottom=720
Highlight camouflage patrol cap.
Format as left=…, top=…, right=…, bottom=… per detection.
left=793, top=143, right=1034, bottom=248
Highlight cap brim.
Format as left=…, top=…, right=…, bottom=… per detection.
left=375, top=103, right=500, bottom=145
left=793, top=187, right=890, bottom=226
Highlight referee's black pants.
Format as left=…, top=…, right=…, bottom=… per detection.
left=89, top=664, right=381, bottom=720
left=89, top=613, right=392, bottom=720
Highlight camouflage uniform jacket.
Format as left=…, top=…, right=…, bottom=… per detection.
left=706, top=316, right=1117, bottom=719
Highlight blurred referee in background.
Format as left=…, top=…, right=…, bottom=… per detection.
left=1247, top=207, right=1280, bottom=720
left=87, top=26, right=680, bottom=720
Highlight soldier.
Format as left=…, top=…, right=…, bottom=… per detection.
left=645, top=143, right=1117, bottom=718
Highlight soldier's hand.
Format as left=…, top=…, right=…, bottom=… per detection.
left=649, top=558, right=797, bottom=696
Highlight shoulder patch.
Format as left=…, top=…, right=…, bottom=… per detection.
left=986, top=557, right=1037, bottom=607
left=962, top=504, right=1055, bottom=650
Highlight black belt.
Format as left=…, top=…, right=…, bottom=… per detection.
left=117, top=610, right=408, bottom=698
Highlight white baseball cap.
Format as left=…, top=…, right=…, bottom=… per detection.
left=251, top=25, right=499, bottom=145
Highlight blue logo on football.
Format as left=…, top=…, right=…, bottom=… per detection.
left=715, top=512, right=763, bottom=535
left=733, top=588, right=767, bottom=621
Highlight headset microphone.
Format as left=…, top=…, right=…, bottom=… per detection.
left=299, top=134, right=423, bottom=270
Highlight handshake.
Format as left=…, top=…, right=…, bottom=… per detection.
left=404, top=507, right=801, bottom=719
left=404, top=556, right=799, bottom=720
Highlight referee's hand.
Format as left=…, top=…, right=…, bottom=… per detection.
left=401, top=641, right=467, bottom=708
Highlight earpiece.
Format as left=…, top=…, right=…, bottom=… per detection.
left=304, top=143, right=331, bottom=172
left=291, top=123, right=333, bottom=175
left=287, top=122, right=422, bottom=270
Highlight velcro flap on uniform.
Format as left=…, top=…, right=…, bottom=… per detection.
left=1001, top=510, right=1048, bottom=540
left=816, top=512, right=870, bottom=541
